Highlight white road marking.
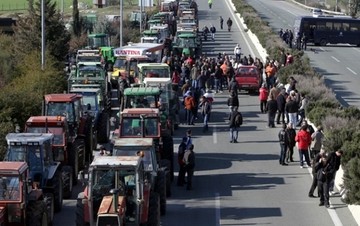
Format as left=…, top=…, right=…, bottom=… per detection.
left=215, top=192, right=221, bottom=226
left=320, top=47, right=325, bottom=51
left=285, top=9, right=297, bottom=16
left=224, top=0, right=256, bottom=57
left=352, top=47, right=360, bottom=53
left=331, top=56, right=340, bottom=62
left=212, top=124, right=218, bottom=144
left=347, top=67, right=357, bottom=75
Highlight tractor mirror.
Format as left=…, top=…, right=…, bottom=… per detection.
left=78, top=171, right=88, bottom=185
left=137, top=198, right=144, bottom=204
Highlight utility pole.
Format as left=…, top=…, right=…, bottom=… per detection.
left=120, top=0, right=123, bottom=47
left=139, top=0, right=143, bottom=34
left=41, top=0, right=45, bottom=70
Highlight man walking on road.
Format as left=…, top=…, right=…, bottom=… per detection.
left=308, top=149, right=326, bottom=198
left=220, top=16, right=224, bottom=29
left=234, top=44, right=242, bottom=62
left=327, top=150, right=343, bottom=195
left=316, top=153, right=332, bottom=208
left=199, top=96, right=211, bottom=132
left=227, top=91, right=239, bottom=113
left=265, top=96, right=277, bottom=128
left=228, top=110, right=242, bottom=143
left=227, top=17, right=233, bottom=32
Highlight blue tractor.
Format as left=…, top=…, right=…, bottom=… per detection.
left=70, top=86, right=111, bottom=143
left=4, top=133, right=64, bottom=223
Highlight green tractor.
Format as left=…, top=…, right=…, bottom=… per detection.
left=87, top=33, right=116, bottom=71
left=172, top=32, right=202, bottom=57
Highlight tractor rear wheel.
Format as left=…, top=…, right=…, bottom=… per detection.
left=70, top=139, right=85, bottom=185
left=97, top=112, right=110, bottom=143
left=44, top=193, right=54, bottom=225
left=156, top=169, right=167, bottom=216
left=76, top=194, right=86, bottom=226
left=27, top=200, right=48, bottom=226
left=53, top=171, right=63, bottom=212
left=62, top=166, right=73, bottom=199
left=147, top=192, right=160, bottom=226
left=162, top=136, right=174, bottom=182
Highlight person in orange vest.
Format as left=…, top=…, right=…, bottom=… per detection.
left=184, top=91, right=196, bottom=125
left=265, top=62, right=277, bottom=89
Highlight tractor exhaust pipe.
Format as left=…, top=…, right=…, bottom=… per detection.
left=109, top=189, right=119, bottom=213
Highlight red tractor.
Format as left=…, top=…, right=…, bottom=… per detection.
left=0, top=162, right=50, bottom=226
left=24, top=116, right=86, bottom=198
left=42, top=94, right=95, bottom=163
left=76, top=156, right=160, bottom=226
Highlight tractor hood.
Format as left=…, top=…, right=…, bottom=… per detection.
left=98, top=195, right=126, bottom=215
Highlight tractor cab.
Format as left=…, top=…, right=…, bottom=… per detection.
left=5, top=133, right=58, bottom=187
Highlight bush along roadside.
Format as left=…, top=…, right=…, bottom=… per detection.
left=233, top=0, right=360, bottom=204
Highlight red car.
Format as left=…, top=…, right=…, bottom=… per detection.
left=235, top=66, right=261, bottom=93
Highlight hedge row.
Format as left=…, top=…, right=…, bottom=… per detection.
left=233, top=0, right=360, bottom=204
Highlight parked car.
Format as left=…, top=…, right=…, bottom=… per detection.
left=312, top=8, right=323, bottom=17
left=235, top=65, right=261, bottom=94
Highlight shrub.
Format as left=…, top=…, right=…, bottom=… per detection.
left=343, top=157, right=360, bottom=205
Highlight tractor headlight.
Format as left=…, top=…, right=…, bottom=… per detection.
left=54, top=147, right=65, bottom=162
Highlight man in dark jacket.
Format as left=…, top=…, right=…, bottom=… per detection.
left=276, top=89, right=287, bottom=124
left=285, top=94, right=299, bottom=128
left=227, top=91, right=239, bottom=113
left=183, top=144, right=195, bottom=190
left=327, top=150, right=343, bottom=195
left=278, top=124, right=288, bottom=166
left=266, top=97, right=278, bottom=128
left=308, top=149, right=325, bottom=197
left=285, top=123, right=296, bottom=162
left=228, top=77, right=239, bottom=96
left=228, top=110, right=241, bottom=143
left=316, top=154, right=332, bottom=208
left=177, top=137, right=187, bottom=186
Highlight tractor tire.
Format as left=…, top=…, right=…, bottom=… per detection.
left=97, top=112, right=110, bottom=143
left=43, top=193, right=54, bottom=225
left=76, top=194, right=86, bottom=226
left=155, top=169, right=167, bottom=216
left=159, top=160, right=172, bottom=197
left=147, top=192, right=160, bottom=226
left=62, top=166, right=73, bottom=199
left=70, top=139, right=85, bottom=185
left=27, top=200, right=48, bottom=226
left=84, top=119, right=94, bottom=162
left=53, top=171, right=63, bottom=212
left=162, top=136, right=174, bottom=182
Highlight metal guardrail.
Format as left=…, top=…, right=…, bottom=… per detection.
left=290, top=0, right=346, bottom=15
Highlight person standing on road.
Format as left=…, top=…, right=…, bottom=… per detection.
left=285, top=92, right=299, bottom=128
left=285, top=123, right=296, bottom=162
left=295, top=125, right=312, bottom=168
left=183, top=144, right=195, bottom=190
left=227, top=91, right=239, bottom=113
left=208, top=0, right=213, bottom=9
left=184, top=92, right=196, bottom=125
left=327, top=150, right=343, bottom=195
left=177, top=137, right=187, bottom=186
left=308, top=149, right=326, bottom=198
left=278, top=124, right=289, bottom=166
left=227, top=18, right=233, bottom=32
left=316, top=153, right=332, bottom=208
left=259, top=83, right=268, bottom=113
left=234, top=44, right=242, bottom=62
left=228, top=110, right=242, bottom=143
left=228, top=77, right=239, bottom=96
left=310, top=126, right=324, bottom=159
left=265, top=96, right=277, bottom=128
left=210, top=24, right=216, bottom=41
left=220, top=16, right=224, bottom=29
left=199, top=96, right=211, bottom=132
left=276, top=88, right=287, bottom=124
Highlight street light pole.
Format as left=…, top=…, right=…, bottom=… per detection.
left=120, top=0, right=123, bottom=47
left=140, top=0, right=143, bottom=34
left=41, top=0, right=45, bottom=70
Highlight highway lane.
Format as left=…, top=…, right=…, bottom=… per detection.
left=247, top=0, right=360, bottom=107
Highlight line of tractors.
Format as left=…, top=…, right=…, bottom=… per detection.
left=0, top=0, right=200, bottom=225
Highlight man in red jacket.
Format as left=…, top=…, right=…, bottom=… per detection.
left=295, top=124, right=312, bottom=168
left=259, top=83, right=268, bottom=113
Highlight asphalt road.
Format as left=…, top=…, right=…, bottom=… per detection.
left=53, top=0, right=359, bottom=225
left=247, top=0, right=360, bottom=107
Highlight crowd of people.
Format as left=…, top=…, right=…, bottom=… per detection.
left=279, top=28, right=308, bottom=51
